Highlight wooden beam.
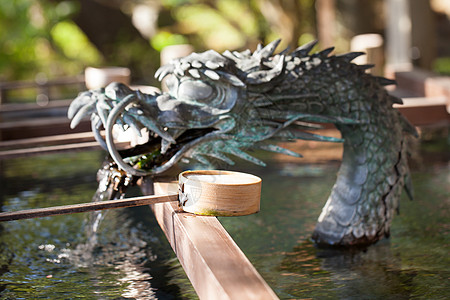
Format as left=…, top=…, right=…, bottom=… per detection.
left=0, top=99, right=73, bottom=113
left=396, top=98, right=450, bottom=127
left=0, top=132, right=97, bottom=150
left=0, top=141, right=102, bottom=159
left=150, top=181, right=279, bottom=300
left=0, top=116, right=72, bottom=130
left=0, top=117, right=91, bottom=141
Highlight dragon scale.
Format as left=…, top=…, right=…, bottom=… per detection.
left=68, top=40, right=417, bottom=246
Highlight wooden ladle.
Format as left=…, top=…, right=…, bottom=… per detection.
left=0, top=170, right=261, bottom=222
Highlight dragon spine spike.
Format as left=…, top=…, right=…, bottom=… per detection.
left=388, top=94, right=403, bottom=104
left=291, top=40, right=318, bottom=56
left=375, top=76, right=397, bottom=86
left=399, top=114, right=419, bottom=137
left=318, top=47, right=335, bottom=57
left=256, top=43, right=263, bottom=52
left=253, top=38, right=281, bottom=59
left=358, top=64, right=375, bottom=70
left=336, top=51, right=366, bottom=62
left=278, top=45, right=291, bottom=56
left=222, top=50, right=238, bottom=62
left=191, top=60, right=202, bottom=68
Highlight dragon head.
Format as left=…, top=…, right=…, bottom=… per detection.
left=68, top=40, right=342, bottom=176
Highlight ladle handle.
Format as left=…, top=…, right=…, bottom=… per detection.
left=0, top=194, right=179, bottom=222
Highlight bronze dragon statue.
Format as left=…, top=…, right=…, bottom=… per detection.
left=68, top=40, right=417, bottom=247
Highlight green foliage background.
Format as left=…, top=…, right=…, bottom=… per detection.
left=0, top=1, right=98, bottom=81
left=1, top=0, right=448, bottom=89
left=0, top=0, right=316, bottom=85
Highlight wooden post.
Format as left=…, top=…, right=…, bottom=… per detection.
left=410, top=0, right=436, bottom=70
left=351, top=34, right=384, bottom=76
left=316, top=0, right=336, bottom=48
left=84, top=67, right=131, bottom=90
left=385, top=0, right=413, bottom=75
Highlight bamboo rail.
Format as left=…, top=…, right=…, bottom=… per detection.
left=0, top=194, right=178, bottom=222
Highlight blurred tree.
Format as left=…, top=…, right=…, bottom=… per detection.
left=67, top=0, right=160, bottom=82
left=155, top=0, right=316, bottom=51
left=0, top=0, right=320, bottom=85
left=258, top=0, right=315, bottom=49
left=0, top=0, right=102, bottom=81
left=0, top=0, right=160, bottom=84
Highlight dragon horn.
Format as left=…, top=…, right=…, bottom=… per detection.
left=292, top=40, right=318, bottom=57
left=155, top=64, right=175, bottom=81
left=68, top=91, right=94, bottom=119
left=246, top=55, right=285, bottom=85
left=253, top=39, right=281, bottom=59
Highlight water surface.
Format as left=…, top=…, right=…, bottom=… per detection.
left=0, top=152, right=196, bottom=299
left=220, top=137, right=449, bottom=299
left=0, top=135, right=448, bottom=299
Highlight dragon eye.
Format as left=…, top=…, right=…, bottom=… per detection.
left=178, top=80, right=215, bottom=102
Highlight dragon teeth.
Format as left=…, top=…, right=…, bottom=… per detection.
left=161, top=139, right=172, bottom=154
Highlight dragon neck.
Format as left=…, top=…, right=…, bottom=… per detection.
left=312, top=111, right=410, bottom=246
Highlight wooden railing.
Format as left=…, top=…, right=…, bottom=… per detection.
left=0, top=75, right=85, bottom=105
left=146, top=180, right=279, bottom=299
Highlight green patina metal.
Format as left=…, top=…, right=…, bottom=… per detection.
left=68, top=40, right=417, bottom=247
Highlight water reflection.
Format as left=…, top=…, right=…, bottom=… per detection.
left=67, top=211, right=158, bottom=299
left=280, top=239, right=419, bottom=299
left=0, top=133, right=448, bottom=299
left=0, top=152, right=196, bottom=299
